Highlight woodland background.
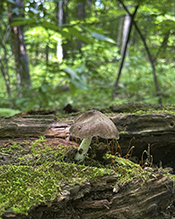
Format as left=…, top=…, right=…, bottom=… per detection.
left=0, top=0, right=175, bottom=114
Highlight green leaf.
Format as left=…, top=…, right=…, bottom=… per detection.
left=59, top=30, right=72, bottom=40
left=62, top=68, right=87, bottom=91
left=10, top=18, right=36, bottom=26
left=10, top=18, right=72, bottom=40
left=67, top=27, right=91, bottom=43
left=90, top=32, right=116, bottom=44
left=81, top=25, right=116, bottom=44
left=63, top=68, right=79, bottom=81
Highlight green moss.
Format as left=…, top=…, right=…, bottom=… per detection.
left=0, top=137, right=115, bottom=216
left=106, top=103, right=175, bottom=115
left=0, top=136, right=72, bottom=165
left=0, top=136, right=144, bottom=216
left=0, top=108, right=21, bottom=118
left=1, top=135, right=172, bottom=217
left=0, top=162, right=112, bottom=216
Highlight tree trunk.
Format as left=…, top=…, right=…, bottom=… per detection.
left=0, top=43, right=12, bottom=107
left=77, top=2, right=86, bottom=49
left=112, top=5, right=139, bottom=99
left=45, top=32, right=50, bottom=69
left=87, top=0, right=92, bottom=16
left=56, top=0, right=63, bottom=62
left=118, top=1, right=162, bottom=105
left=117, top=16, right=124, bottom=52
left=121, top=6, right=131, bottom=57
left=8, top=0, right=31, bottom=89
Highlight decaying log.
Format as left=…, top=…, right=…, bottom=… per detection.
left=111, top=113, right=175, bottom=167
left=0, top=113, right=175, bottom=167
left=2, top=171, right=175, bottom=219
left=0, top=115, right=72, bottom=138
left=1, top=112, right=175, bottom=219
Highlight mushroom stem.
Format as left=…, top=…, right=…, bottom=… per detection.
left=74, top=138, right=92, bottom=163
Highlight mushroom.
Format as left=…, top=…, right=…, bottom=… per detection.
left=69, top=110, right=119, bottom=163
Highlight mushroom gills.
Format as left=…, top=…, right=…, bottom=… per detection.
left=74, top=138, right=92, bottom=163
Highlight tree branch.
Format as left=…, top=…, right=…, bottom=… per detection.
left=112, top=4, right=139, bottom=99
left=117, top=0, right=162, bottom=105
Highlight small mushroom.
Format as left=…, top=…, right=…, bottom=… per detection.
left=69, top=110, right=119, bottom=163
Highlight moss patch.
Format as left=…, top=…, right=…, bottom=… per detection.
left=103, top=103, right=175, bottom=115
left=0, top=108, right=21, bottom=118
left=0, top=135, right=171, bottom=218
left=0, top=161, right=113, bottom=216
left=0, top=137, right=115, bottom=216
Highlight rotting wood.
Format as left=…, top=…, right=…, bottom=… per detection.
left=1, top=172, right=175, bottom=219
left=1, top=113, right=175, bottom=219
left=0, top=115, right=72, bottom=138
left=1, top=113, right=175, bottom=167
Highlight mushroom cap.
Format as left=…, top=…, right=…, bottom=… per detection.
left=69, top=110, right=119, bottom=139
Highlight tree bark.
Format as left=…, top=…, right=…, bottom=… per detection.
left=121, top=6, right=131, bottom=57
left=56, top=0, right=63, bottom=62
left=0, top=43, right=12, bottom=107
left=77, top=1, right=86, bottom=49
left=8, top=0, right=31, bottom=89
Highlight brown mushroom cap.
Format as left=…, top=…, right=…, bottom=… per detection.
left=69, top=110, right=119, bottom=139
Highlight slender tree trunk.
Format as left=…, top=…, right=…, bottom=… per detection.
left=0, top=43, right=12, bottom=107
left=117, top=16, right=124, bottom=52
left=121, top=6, right=131, bottom=57
left=56, top=0, right=63, bottom=62
left=61, top=0, right=69, bottom=59
left=35, top=43, right=39, bottom=65
left=8, top=0, right=31, bottom=89
left=77, top=2, right=86, bottom=49
left=118, top=1, right=162, bottom=105
left=87, top=0, right=92, bottom=16
left=45, top=33, right=50, bottom=69
left=0, top=12, right=12, bottom=107
left=112, top=5, right=139, bottom=99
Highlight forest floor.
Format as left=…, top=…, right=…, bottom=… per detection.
left=1, top=103, right=175, bottom=218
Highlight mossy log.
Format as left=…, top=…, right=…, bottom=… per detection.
left=2, top=171, right=175, bottom=219
left=1, top=112, right=175, bottom=219
left=0, top=113, right=175, bottom=166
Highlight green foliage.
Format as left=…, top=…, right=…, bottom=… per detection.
left=0, top=108, right=20, bottom=117
left=1, top=0, right=175, bottom=111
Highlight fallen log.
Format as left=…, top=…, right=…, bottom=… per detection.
left=0, top=111, right=175, bottom=219
left=1, top=170, right=175, bottom=219
left=0, top=112, right=175, bottom=167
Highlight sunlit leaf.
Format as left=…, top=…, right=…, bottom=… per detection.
left=67, top=27, right=91, bottom=43
left=90, top=32, right=116, bottom=44
left=81, top=25, right=116, bottom=44
left=62, top=68, right=87, bottom=91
